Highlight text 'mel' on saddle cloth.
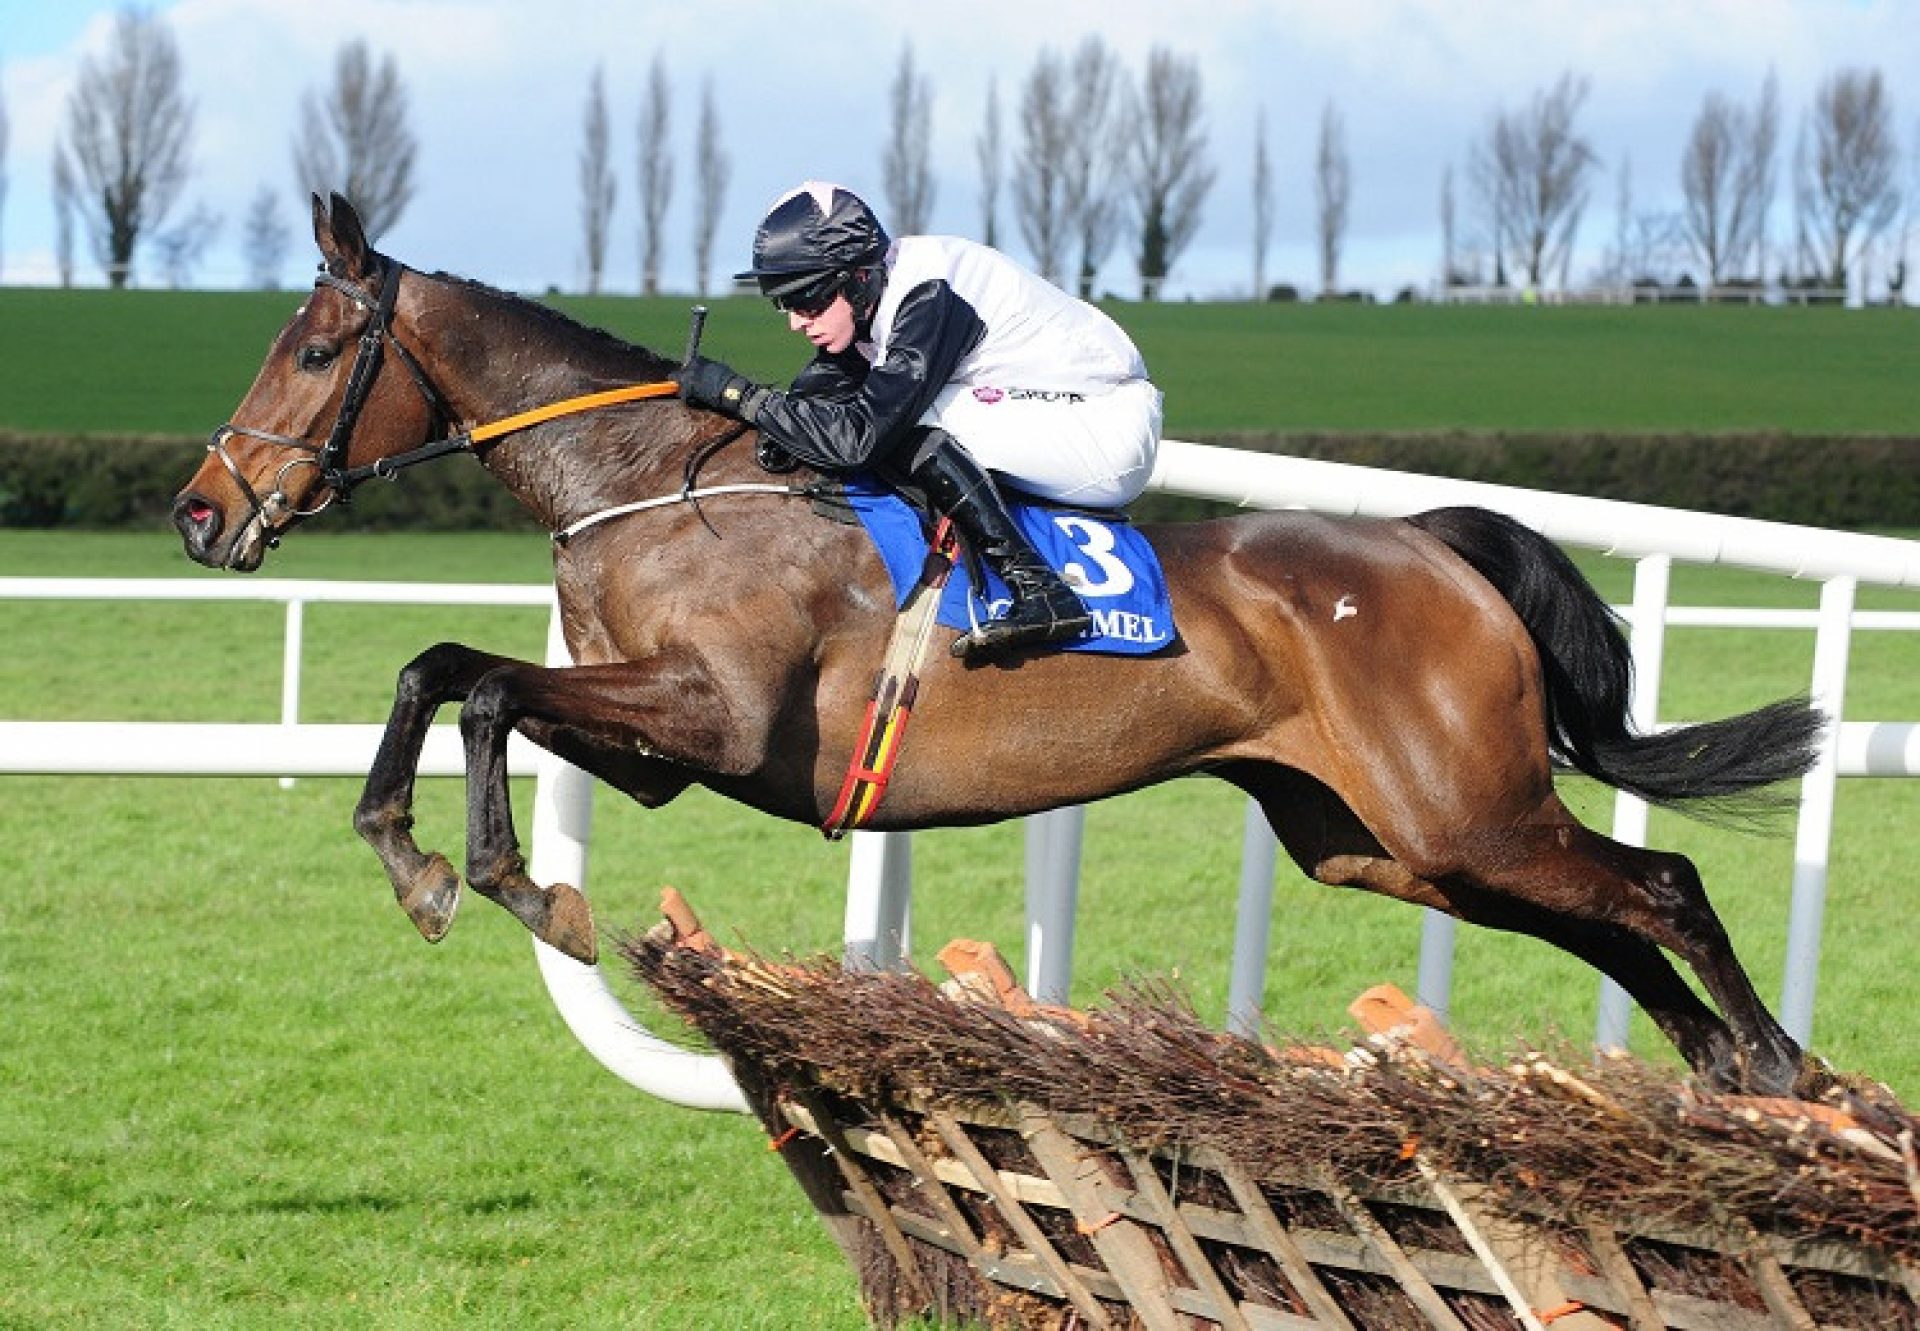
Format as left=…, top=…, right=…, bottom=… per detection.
left=844, top=480, right=1177, bottom=655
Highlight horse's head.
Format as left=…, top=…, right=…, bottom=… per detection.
left=172, top=193, right=447, bottom=571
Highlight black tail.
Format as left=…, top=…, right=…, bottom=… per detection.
left=1406, top=506, right=1823, bottom=815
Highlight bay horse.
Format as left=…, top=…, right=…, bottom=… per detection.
left=174, top=195, right=1823, bottom=1094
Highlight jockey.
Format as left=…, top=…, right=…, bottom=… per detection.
left=673, top=181, right=1163, bottom=660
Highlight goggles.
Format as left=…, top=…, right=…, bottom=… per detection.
left=770, top=270, right=849, bottom=318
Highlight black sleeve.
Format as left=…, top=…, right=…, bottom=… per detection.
left=788, top=347, right=870, bottom=402
left=749, top=279, right=986, bottom=471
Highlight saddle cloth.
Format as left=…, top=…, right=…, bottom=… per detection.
left=843, top=479, right=1176, bottom=656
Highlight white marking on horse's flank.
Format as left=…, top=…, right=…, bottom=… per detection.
left=1333, top=595, right=1358, bottom=622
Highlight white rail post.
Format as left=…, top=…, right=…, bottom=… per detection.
left=1780, top=575, right=1856, bottom=1044
left=526, top=599, right=747, bottom=1112
left=1597, top=553, right=1673, bottom=1050
left=844, top=830, right=912, bottom=970
left=1024, top=805, right=1085, bottom=1004
left=1416, top=913, right=1457, bottom=1023
left=1226, top=800, right=1279, bottom=1038
left=279, top=597, right=305, bottom=789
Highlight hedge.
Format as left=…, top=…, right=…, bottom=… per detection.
left=3, top=429, right=1916, bottom=534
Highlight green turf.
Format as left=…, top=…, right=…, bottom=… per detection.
left=3, top=286, right=1916, bottom=437
left=3, top=529, right=1918, bottom=1326
left=3, top=281, right=1917, bottom=1325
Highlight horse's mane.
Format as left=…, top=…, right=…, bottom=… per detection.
left=427, top=270, right=680, bottom=379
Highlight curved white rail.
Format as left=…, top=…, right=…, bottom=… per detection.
left=525, top=613, right=750, bottom=1113
left=6, top=440, right=1920, bottom=1108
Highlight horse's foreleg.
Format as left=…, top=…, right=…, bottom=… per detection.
left=354, top=642, right=521, bottom=945
left=454, top=657, right=759, bottom=966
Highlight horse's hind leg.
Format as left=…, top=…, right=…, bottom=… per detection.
left=1238, top=769, right=1782, bottom=1091
left=1417, top=806, right=1801, bottom=1093
left=1504, top=821, right=1804, bottom=1093
left=354, top=642, right=520, bottom=945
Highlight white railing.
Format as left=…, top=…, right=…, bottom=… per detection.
left=4, top=439, right=1919, bottom=1112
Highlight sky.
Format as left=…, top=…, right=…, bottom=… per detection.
left=0, top=0, right=1915, bottom=301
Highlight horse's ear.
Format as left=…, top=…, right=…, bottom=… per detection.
left=312, top=191, right=372, bottom=279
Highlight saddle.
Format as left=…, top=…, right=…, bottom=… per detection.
left=830, top=478, right=1176, bottom=657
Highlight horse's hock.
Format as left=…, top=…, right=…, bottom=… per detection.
left=625, top=897, right=1920, bottom=1331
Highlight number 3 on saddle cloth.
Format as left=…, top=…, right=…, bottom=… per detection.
left=820, top=480, right=1179, bottom=837
left=842, top=478, right=1177, bottom=655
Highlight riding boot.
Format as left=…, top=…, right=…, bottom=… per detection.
left=907, top=432, right=1092, bottom=660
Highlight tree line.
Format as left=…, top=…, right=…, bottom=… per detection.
left=1, top=8, right=1911, bottom=302
left=1436, top=68, right=1908, bottom=302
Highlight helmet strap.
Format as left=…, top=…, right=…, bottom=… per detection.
left=846, top=265, right=887, bottom=336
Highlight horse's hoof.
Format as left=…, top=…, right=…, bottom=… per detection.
left=539, top=882, right=598, bottom=965
left=1791, top=1054, right=1842, bottom=1100
left=398, top=852, right=461, bottom=944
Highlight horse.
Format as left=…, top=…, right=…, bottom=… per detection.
left=173, top=195, right=1824, bottom=1095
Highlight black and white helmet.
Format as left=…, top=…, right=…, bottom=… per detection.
left=735, top=182, right=891, bottom=305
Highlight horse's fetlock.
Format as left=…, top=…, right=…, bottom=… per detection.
left=353, top=799, right=410, bottom=842
left=465, top=848, right=526, bottom=894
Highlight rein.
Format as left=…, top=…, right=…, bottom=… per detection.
left=206, top=254, right=699, bottom=555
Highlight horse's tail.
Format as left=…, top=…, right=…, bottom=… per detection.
left=1405, top=505, right=1823, bottom=815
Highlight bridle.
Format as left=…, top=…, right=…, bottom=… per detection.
left=205, top=257, right=454, bottom=549
left=204, top=253, right=682, bottom=559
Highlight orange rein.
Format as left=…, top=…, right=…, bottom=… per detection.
left=465, top=381, right=680, bottom=447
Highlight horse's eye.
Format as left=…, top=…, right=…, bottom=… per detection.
left=297, top=343, right=337, bottom=372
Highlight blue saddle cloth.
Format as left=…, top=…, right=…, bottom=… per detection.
left=843, top=479, right=1176, bottom=656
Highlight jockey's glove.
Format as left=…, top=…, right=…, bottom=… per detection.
left=673, top=355, right=770, bottom=422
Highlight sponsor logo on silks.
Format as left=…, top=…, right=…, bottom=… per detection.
left=1089, top=608, right=1170, bottom=645
left=972, top=385, right=1005, bottom=404
left=1007, top=388, right=1086, bottom=404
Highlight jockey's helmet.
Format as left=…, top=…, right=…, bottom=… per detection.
left=735, top=182, right=890, bottom=311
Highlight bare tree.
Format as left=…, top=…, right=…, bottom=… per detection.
left=1471, top=71, right=1596, bottom=289
left=977, top=77, right=1003, bottom=248
left=1252, top=108, right=1273, bottom=300
left=56, top=8, right=196, bottom=288
left=1060, top=36, right=1127, bottom=299
left=152, top=202, right=219, bottom=289
left=1736, top=72, right=1780, bottom=280
left=691, top=79, right=729, bottom=296
left=52, top=152, right=76, bottom=287
left=1600, top=152, right=1633, bottom=282
left=1014, top=48, right=1070, bottom=284
left=883, top=43, right=935, bottom=234
left=291, top=39, right=417, bottom=243
left=1681, top=95, right=1738, bottom=284
left=1, top=68, right=9, bottom=284
left=1680, top=73, right=1778, bottom=286
left=1439, top=163, right=1460, bottom=286
left=578, top=65, right=616, bottom=295
left=1794, top=66, right=1901, bottom=294
left=1899, top=124, right=1920, bottom=303
left=1129, top=46, right=1215, bottom=300
left=241, top=184, right=290, bottom=289
left=1314, top=100, right=1351, bottom=295
left=635, top=54, right=673, bottom=296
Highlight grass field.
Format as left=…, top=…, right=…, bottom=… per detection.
left=3, top=526, right=1919, bottom=1328
left=1, top=282, right=1917, bottom=1325
left=2, top=286, right=1917, bottom=437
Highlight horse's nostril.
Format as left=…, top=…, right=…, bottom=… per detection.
left=172, top=493, right=222, bottom=544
